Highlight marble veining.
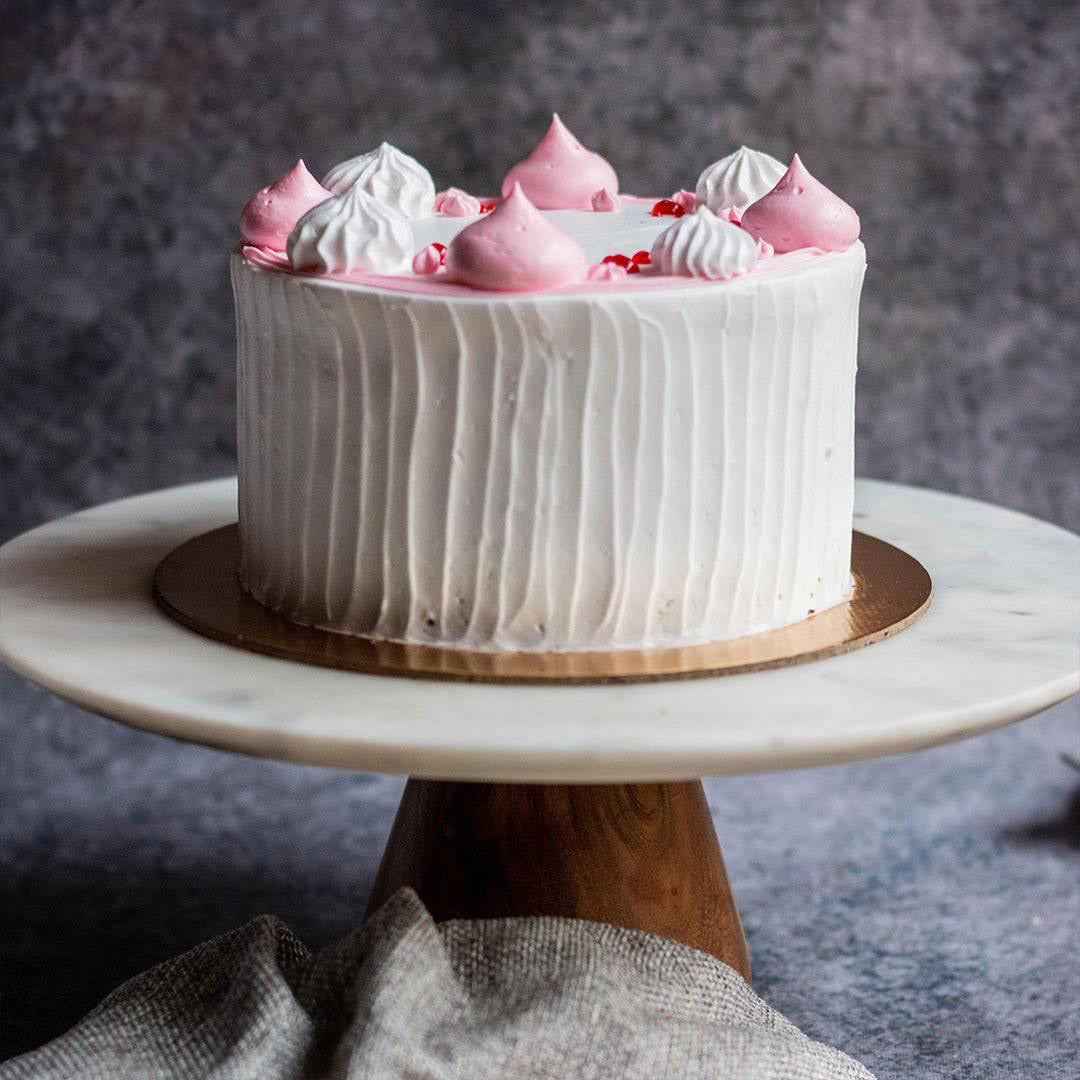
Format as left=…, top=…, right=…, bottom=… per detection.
left=0, top=478, right=1076, bottom=782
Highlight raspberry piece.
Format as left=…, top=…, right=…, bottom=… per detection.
left=650, top=199, right=685, bottom=217
left=632, top=250, right=651, bottom=264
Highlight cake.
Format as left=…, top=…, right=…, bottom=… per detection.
left=232, top=117, right=865, bottom=652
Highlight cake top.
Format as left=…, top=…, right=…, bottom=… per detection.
left=238, top=116, right=860, bottom=297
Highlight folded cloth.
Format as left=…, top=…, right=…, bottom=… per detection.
left=2, top=888, right=874, bottom=1079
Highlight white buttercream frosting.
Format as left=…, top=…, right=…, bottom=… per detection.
left=650, top=207, right=759, bottom=280
left=287, top=185, right=414, bottom=274
left=406, top=199, right=671, bottom=264
left=695, top=145, right=786, bottom=213
left=232, top=242, right=866, bottom=651
left=321, top=142, right=436, bottom=218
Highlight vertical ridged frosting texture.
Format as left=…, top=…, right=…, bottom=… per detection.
left=233, top=245, right=865, bottom=652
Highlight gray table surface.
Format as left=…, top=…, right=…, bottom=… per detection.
left=2, top=665, right=1076, bottom=1077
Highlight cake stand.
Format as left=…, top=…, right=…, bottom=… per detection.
left=2, top=478, right=1077, bottom=980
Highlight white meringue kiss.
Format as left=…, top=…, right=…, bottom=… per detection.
left=695, top=145, right=786, bottom=214
left=288, top=184, right=414, bottom=274
left=321, top=142, right=436, bottom=218
left=650, top=206, right=759, bottom=281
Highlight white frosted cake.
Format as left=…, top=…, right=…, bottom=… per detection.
left=232, top=117, right=865, bottom=652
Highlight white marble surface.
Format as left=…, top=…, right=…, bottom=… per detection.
left=1, top=478, right=1076, bottom=782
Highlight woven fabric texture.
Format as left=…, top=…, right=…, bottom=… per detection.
left=1, top=888, right=873, bottom=1080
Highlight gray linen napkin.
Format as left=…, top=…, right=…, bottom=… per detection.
left=2, top=888, right=873, bottom=1079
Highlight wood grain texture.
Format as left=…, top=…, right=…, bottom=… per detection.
left=367, top=779, right=751, bottom=980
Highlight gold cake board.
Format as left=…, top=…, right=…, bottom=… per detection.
left=153, top=526, right=931, bottom=684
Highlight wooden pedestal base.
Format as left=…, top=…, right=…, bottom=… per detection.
left=366, top=779, right=751, bottom=980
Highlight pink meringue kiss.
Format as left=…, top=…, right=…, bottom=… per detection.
left=435, top=187, right=482, bottom=217
left=740, top=154, right=860, bottom=253
left=240, top=160, right=332, bottom=250
left=585, top=262, right=629, bottom=282
left=445, top=182, right=588, bottom=291
left=671, top=189, right=696, bottom=213
left=502, top=114, right=620, bottom=210
left=591, top=187, right=620, bottom=212
left=412, top=244, right=444, bottom=275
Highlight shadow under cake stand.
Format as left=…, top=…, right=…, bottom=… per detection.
left=2, top=478, right=1077, bottom=981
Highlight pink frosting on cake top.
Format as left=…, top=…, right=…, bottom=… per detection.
left=240, top=160, right=332, bottom=250
left=739, top=154, right=860, bottom=253
left=501, top=115, right=620, bottom=211
left=445, top=183, right=588, bottom=291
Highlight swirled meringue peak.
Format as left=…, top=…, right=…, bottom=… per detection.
left=287, top=184, right=414, bottom=274
left=240, top=160, right=332, bottom=250
left=671, top=189, right=697, bottom=213
left=501, top=114, right=619, bottom=210
left=321, top=142, right=436, bottom=218
left=435, top=187, right=482, bottom=217
left=412, top=243, right=444, bottom=275
left=586, top=261, right=628, bottom=282
left=695, top=145, right=787, bottom=214
left=650, top=206, right=759, bottom=281
left=740, top=154, right=860, bottom=253
left=445, top=182, right=587, bottom=291
left=591, top=187, right=620, bottom=212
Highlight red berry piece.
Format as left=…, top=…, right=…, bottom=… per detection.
left=632, top=250, right=651, bottom=264
left=627, top=263, right=640, bottom=274
left=650, top=199, right=685, bottom=217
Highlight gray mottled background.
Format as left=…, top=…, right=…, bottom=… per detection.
left=2, top=1, right=1078, bottom=1075
left=3, top=0, right=1079, bottom=536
